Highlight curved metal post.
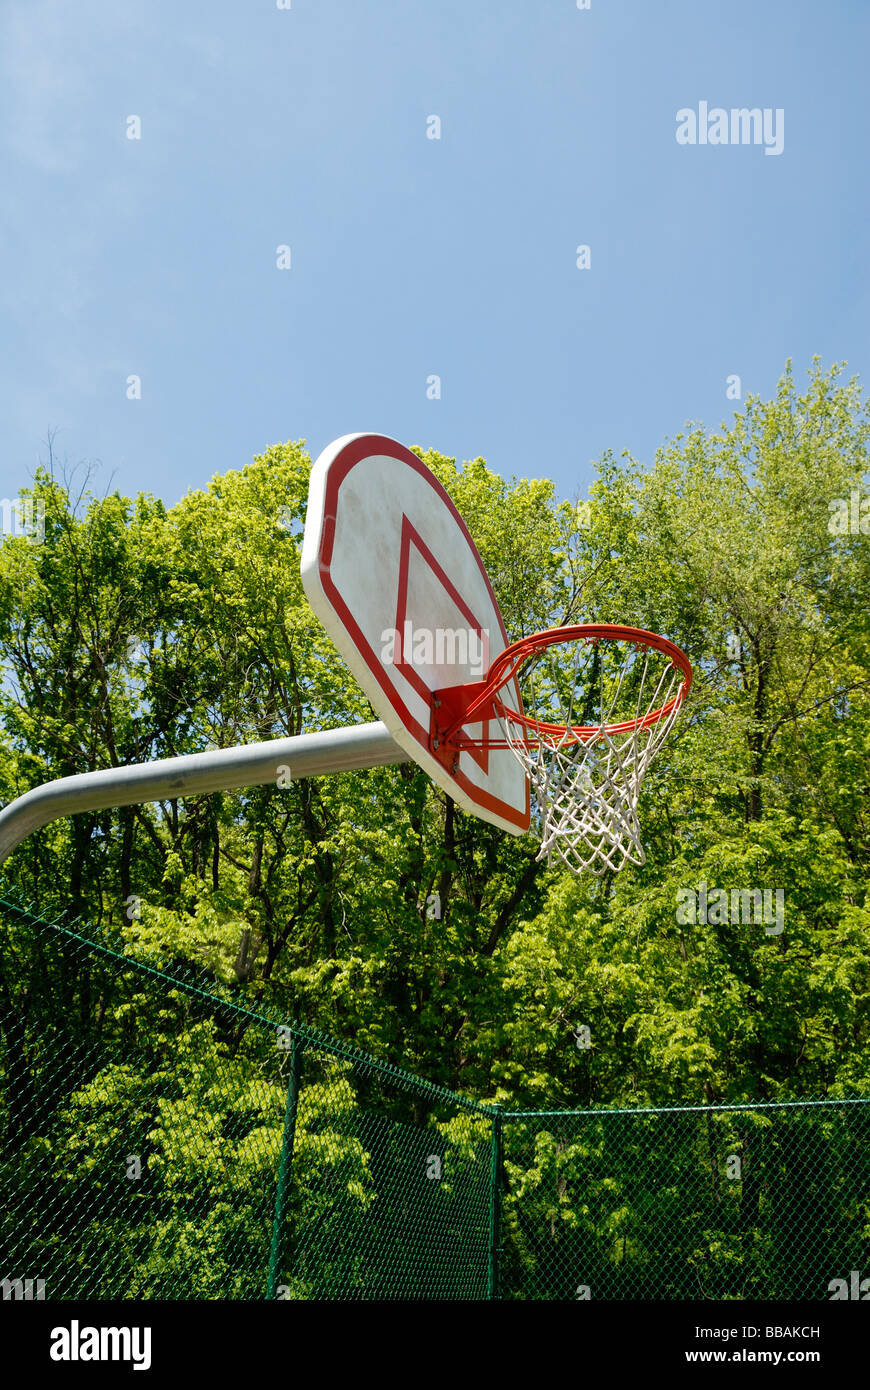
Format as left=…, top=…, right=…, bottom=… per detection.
left=0, top=721, right=405, bottom=864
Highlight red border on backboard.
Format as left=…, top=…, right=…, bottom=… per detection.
left=314, top=435, right=530, bottom=831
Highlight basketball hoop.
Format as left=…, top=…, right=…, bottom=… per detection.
left=0, top=433, right=694, bottom=884
left=430, top=624, right=692, bottom=876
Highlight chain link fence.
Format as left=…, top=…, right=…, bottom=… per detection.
left=500, top=1104, right=870, bottom=1300
left=0, top=898, right=494, bottom=1300
left=1, top=897, right=868, bottom=1300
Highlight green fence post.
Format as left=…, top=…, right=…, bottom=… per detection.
left=266, top=1037, right=305, bottom=1299
left=487, top=1104, right=503, bottom=1300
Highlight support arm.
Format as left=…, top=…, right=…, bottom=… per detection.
left=0, top=721, right=406, bottom=864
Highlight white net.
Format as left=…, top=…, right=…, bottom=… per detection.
left=494, top=636, right=686, bottom=876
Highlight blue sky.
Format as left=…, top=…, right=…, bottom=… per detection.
left=2, top=0, right=868, bottom=509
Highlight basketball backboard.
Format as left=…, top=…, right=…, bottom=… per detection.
left=300, top=433, right=530, bottom=834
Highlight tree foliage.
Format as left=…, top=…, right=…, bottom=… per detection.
left=1, top=358, right=868, bottom=1120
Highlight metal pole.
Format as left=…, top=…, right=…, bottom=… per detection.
left=0, top=721, right=405, bottom=864
left=487, top=1104, right=503, bottom=1300
left=266, top=1038, right=305, bottom=1299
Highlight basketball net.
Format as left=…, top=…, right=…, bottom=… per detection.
left=491, top=632, right=689, bottom=875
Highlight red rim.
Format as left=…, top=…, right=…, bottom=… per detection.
left=439, top=623, right=693, bottom=747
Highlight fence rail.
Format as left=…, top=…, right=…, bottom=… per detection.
left=1, top=897, right=868, bottom=1301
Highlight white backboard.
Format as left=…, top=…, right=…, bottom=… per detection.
left=301, top=433, right=530, bottom=834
